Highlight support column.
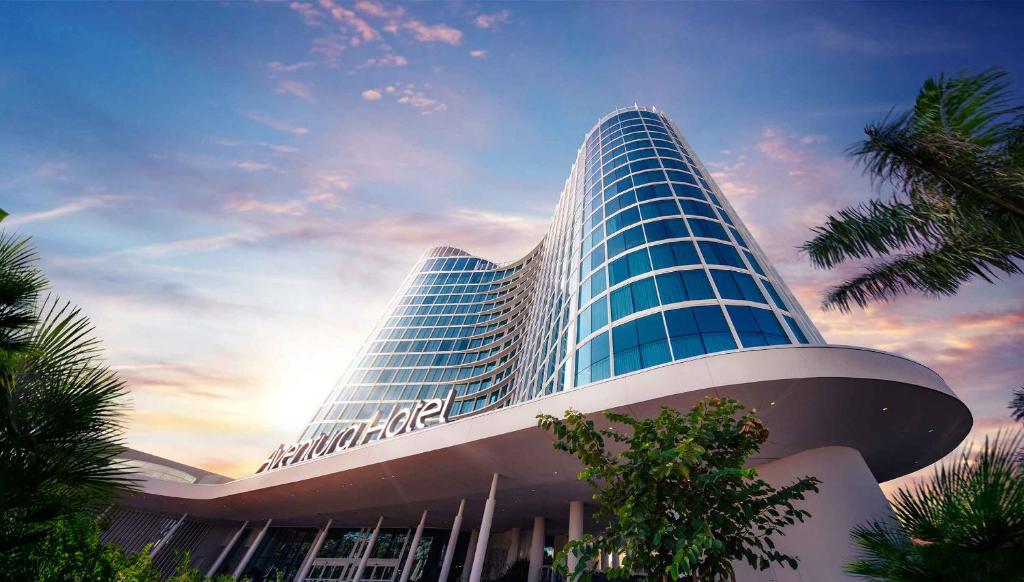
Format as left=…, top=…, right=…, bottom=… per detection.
left=460, top=529, right=479, bottom=582
left=508, top=527, right=521, bottom=565
left=398, top=511, right=427, bottom=582
left=438, top=499, right=465, bottom=582
left=526, top=517, right=545, bottom=582
left=352, top=516, right=383, bottom=582
left=294, top=519, right=332, bottom=582
left=207, top=521, right=249, bottom=577
left=150, top=513, right=188, bottom=558
left=468, top=473, right=500, bottom=582
left=566, top=501, right=584, bottom=574
left=233, top=518, right=272, bottom=579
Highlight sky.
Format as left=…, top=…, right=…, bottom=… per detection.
left=1, top=2, right=1022, bottom=489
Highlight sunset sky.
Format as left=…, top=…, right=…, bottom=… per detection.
left=1, top=2, right=1022, bottom=488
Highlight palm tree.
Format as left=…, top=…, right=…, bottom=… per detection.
left=1011, top=386, right=1024, bottom=423
left=0, top=219, right=136, bottom=555
left=802, top=69, right=1024, bottom=311
left=845, top=431, right=1024, bottom=581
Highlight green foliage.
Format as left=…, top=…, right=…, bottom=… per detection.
left=846, top=431, right=1024, bottom=581
left=1011, top=386, right=1024, bottom=423
left=802, top=69, right=1024, bottom=311
left=537, top=397, right=820, bottom=582
left=0, top=229, right=136, bottom=555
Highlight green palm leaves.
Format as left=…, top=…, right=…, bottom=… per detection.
left=0, top=226, right=135, bottom=555
left=803, top=69, right=1024, bottom=311
left=846, top=432, right=1024, bottom=581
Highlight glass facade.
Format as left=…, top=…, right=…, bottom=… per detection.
left=294, top=106, right=823, bottom=448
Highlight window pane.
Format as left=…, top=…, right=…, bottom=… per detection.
left=650, top=241, right=700, bottom=269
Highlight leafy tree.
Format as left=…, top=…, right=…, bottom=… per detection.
left=0, top=219, right=136, bottom=555
left=846, top=431, right=1024, bottom=581
left=537, top=397, right=820, bottom=582
left=802, top=69, right=1024, bottom=311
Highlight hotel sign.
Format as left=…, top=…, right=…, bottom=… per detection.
left=256, top=391, right=456, bottom=473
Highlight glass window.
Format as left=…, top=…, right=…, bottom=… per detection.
left=743, top=250, right=766, bottom=276
left=688, top=218, right=729, bottom=241
left=672, top=182, right=705, bottom=200
left=634, top=183, right=673, bottom=202
left=610, top=277, right=659, bottom=321
left=577, top=296, right=608, bottom=339
left=612, top=313, right=671, bottom=375
left=608, top=248, right=652, bottom=286
left=584, top=243, right=606, bottom=273
left=679, top=199, right=716, bottom=219
left=664, top=305, right=737, bottom=359
left=606, top=206, right=641, bottom=236
left=579, top=267, right=607, bottom=306
left=698, top=241, right=744, bottom=268
left=575, top=332, right=610, bottom=386
left=643, top=218, right=689, bottom=243
left=784, top=315, right=810, bottom=344
left=761, top=280, right=787, bottom=309
left=605, top=190, right=637, bottom=214
left=727, top=306, right=790, bottom=347
left=655, top=270, right=715, bottom=304
left=607, top=225, right=645, bottom=258
left=638, top=199, right=680, bottom=220
left=650, top=241, right=700, bottom=269
left=711, top=270, right=766, bottom=303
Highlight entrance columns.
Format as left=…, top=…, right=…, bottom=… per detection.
left=352, top=516, right=383, bottom=582
left=438, top=499, right=465, bottom=582
left=294, top=519, right=332, bottom=582
left=566, top=501, right=584, bottom=573
left=398, top=511, right=427, bottom=582
left=233, top=518, right=272, bottom=579
left=460, top=529, right=479, bottom=581
left=468, top=473, right=500, bottom=582
left=207, top=521, right=248, bottom=577
left=526, top=517, right=545, bottom=582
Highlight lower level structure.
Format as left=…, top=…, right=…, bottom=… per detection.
left=109, top=345, right=971, bottom=581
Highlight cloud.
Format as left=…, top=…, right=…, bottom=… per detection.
left=225, top=197, right=306, bottom=216
left=363, top=54, right=408, bottom=67
left=232, top=161, right=274, bottom=172
left=474, top=10, right=510, bottom=30
left=243, top=111, right=310, bottom=135
left=274, top=79, right=315, bottom=101
left=361, top=89, right=383, bottom=101
left=311, top=35, right=347, bottom=66
left=266, top=60, right=315, bottom=73
left=469, top=49, right=487, bottom=59
left=401, top=20, right=462, bottom=45
left=353, top=0, right=405, bottom=20
left=5, top=194, right=122, bottom=227
left=289, top=2, right=323, bottom=26
left=757, top=127, right=804, bottom=164
left=318, top=0, right=379, bottom=43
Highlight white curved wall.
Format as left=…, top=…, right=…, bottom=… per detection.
left=734, top=446, right=894, bottom=582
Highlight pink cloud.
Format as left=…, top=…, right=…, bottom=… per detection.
left=317, top=0, right=379, bottom=42
left=363, top=53, right=408, bottom=67
left=353, top=0, right=405, bottom=20
left=289, top=2, right=323, bottom=26
left=474, top=10, right=510, bottom=30
left=402, top=19, right=462, bottom=45
left=274, top=79, right=315, bottom=101
left=243, top=111, right=310, bottom=135
left=266, top=60, right=315, bottom=73
left=469, top=49, right=488, bottom=59
left=361, top=89, right=382, bottom=101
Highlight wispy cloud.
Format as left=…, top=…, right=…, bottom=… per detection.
left=318, top=0, right=379, bottom=43
left=469, top=49, right=487, bottom=59
left=361, top=89, right=382, bottom=101
left=243, top=111, right=310, bottom=135
left=474, top=10, right=510, bottom=30
left=274, top=79, right=315, bottom=101
left=362, top=53, right=408, bottom=68
left=5, top=194, right=122, bottom=227
left=289, top=1, right=323, bottom=27
left=400, top=19, right=462, bottom=45
left=266, top=60, right=315, bottom=73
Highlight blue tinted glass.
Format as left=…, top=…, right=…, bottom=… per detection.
left=634, top=183, right=673, bottom=202
left=639, top=200, right=680, bottom=220
left=785, top=316, right=809, bottom=344
left=689, top=219, right=728, bottom=240
left=607, top=225, right=645, bottom=258
left=672, top=183, right=704, bottom=199
left=606, top=206, right=641, bottom=235
left=650, top=241, right=700, bottom=269
left=698, top=241, right=743, bottom=268
left=608, top=249, right=651, bottom=286
left=743, top=250, right=766, bottom=276
left=681, top=271, right=715, bottom=300
left=605, top=190, right=637, bottom=214
left=679, top=199, right=716, bottom=218
left=644, top=219, right=689, bottom=242
left=762, top=280, right=786, bottom=309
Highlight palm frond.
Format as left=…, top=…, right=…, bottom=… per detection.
left=0, top=232, right=47, bottom=353
left=1012, top=387, right=1024, bottom=424
left=822, top=238, right=1024, bottom=311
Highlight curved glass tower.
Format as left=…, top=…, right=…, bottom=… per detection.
left=296, top=105, right=824, bottom=446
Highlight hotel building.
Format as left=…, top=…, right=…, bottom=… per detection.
left=107, top=106, right=972, bottom=582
